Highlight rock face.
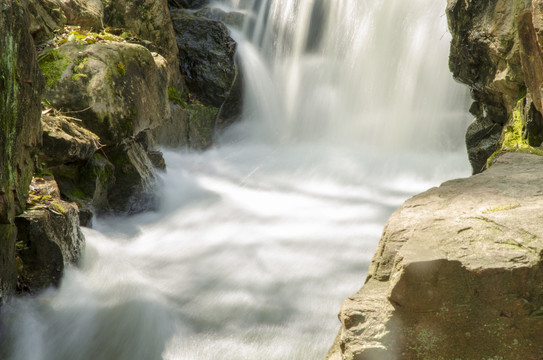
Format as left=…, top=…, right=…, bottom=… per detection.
left=0, top=1, right=44, bottom=302
left=447, top=0, right=543, bottom=174
left=327, top=152, right=543, bottom=360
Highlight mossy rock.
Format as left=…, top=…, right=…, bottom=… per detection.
left=41, top=41, right=170, bottom=145
left=187, top=103, right=218, bottom=149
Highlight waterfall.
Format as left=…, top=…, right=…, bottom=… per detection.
left=1, top=1, right=471, bottom=360
left=219, top=0, right=470, bottom=150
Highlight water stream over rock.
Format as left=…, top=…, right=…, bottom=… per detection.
left=2, top=0, right=471, bottom=359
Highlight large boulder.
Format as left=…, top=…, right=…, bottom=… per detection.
left=102, top=0, right=182, bottom=87
left=171, top=9, right=238, bottom=108
left=327, top=152, right=543, bottom=360
left=39, top=41, right=170, bottom=144
left=15, top=177, right=85, bottom=293
left=0, top=1, right=44, bottom=302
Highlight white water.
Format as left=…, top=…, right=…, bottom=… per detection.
left=1, top=0, right=471, bottom=359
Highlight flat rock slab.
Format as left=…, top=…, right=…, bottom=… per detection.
left=328, top=152, right=543, bottom=360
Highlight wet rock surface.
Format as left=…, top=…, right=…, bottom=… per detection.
left=327, top=152, right=543, bottom=360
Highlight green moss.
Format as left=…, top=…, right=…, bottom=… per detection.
left=71, top=73, right=88, bottom=81
left=168, top=87, right=187, bottom=108
left=187, top=104, right=218, bottom=148
left=486, top=99, right=543, bottom=168
left=117, top=62, right=125, bottom=76
left=38, top=49, right=71, bottom=87
left=68, top=188, right=87, bottom=200
left=52, top=202, right=66, bottom=215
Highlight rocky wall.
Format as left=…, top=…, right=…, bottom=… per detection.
left=0, top=1, right=44, bottom=302
left=447, top=0, right=543, bottom=174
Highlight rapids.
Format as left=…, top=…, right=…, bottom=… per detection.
left=1, top=0, right=471, bottom=359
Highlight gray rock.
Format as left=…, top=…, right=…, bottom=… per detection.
left=465, top=116, right=502, bottom=174
left=106, top=138, right=157, bottom=214
left=328, top=152, right=543, bottom=360
left=171, top=9, right=238, bottom=108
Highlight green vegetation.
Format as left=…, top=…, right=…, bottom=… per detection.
left=168, top=86, right=187, bottom=108
left=72, top=56, right=88, bottom=81
left=486, top=99, right=543, bottom=168
left=38, top=49, right=71, bottom=87
left=55, top=26, right=140, bottom=46
left=117, top=62, right=125, bottom=76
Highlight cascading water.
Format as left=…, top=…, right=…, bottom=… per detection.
left=1, top=1, right=471, bottom=359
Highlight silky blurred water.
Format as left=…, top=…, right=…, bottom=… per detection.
left=0, top=0, right=471, bottom=359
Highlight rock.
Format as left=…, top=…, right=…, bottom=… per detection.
left=15, top=177, right=85, bottom=293
left=151, top=103, right=190, bottom=148
left=106, top=138, right=157, bottom=214
left=147, top=150, right=166, bottom=170
left=465, top=115, right=502, bottom=174
left=102, top=0, right=182, bottom=88
left=171, top=9, right=238, bottom=107
left=518, top=9, right=543, bottom=117
left=446, top=0, right=543, bottom=173
left=328, top=152, right=543, bottom=360
left=0, top=1, right=44, bottom=301
left=186, top=103, right=218, bottom=149
left=75, top=152, right=116, bottom=220
left=60, top=0, right=104, bottom=30
left=40, top=41, right=170, bottom=145
left=40, top=114, right=101, bottom=166
left=21, top=0, right=67, bottom=44
left=215, top=68, right=243, bottom=132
